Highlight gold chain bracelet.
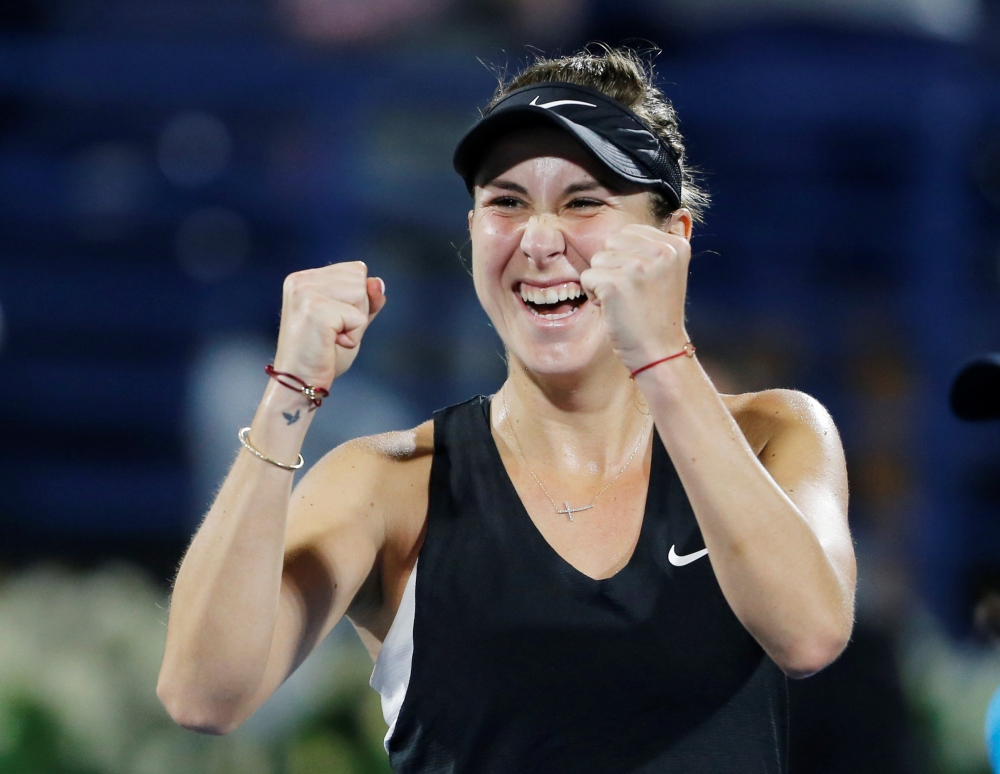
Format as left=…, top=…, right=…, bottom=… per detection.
left=238, top=427, right=304, bottom=470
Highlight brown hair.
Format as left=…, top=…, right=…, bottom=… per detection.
left=485, top=46, right=710, bottom=225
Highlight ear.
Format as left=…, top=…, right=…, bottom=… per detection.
left=667, top=208, right=693, bottom=240
left=468, top=209, right=474, bottom=231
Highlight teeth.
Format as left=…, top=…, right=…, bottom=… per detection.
left=518, top=282, right=584, bottom=305
left=529, top=307, right=577, bottom=320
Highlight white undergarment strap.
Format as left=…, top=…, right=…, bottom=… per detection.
left=369, top=561, right=418, bottom=751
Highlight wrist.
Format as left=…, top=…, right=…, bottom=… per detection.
left=243, top=383, right=317, bottom=468
left=264, top=364, right=330, bottom=410
left=631, top=347, right=701, bottom=405
left=260, top=378, right=315, bottom=410
left=252, top=381, right=317, bottom=434
left=628, top=340, right=695, bottom=378
left=620, top=325, right=691, bottom=371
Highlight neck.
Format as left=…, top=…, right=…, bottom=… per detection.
left=499, top=353, right=649, bottom=476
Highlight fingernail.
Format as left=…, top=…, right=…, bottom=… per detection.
left=376, top=277, right=385, bottom=295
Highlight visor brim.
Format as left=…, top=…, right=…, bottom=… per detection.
left=454, top=106, right=665, bottom=194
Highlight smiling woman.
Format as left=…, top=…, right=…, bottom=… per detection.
left=466, top=125, right=688, bottom=381
left=157, top=47, right=856, bottom=774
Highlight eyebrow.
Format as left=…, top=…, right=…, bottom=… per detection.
left=484, top=179, right=528, bottom=194
left=483, top=179, right=615, bottom=196
left=564, top=181, right=610, bottom=195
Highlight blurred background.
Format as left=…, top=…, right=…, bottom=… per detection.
left=1, top=0, right=1000, bottom=771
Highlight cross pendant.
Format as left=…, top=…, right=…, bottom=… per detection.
left=557, top=501, right=594, bottom=522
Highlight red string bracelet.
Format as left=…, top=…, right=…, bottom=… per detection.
left=629, top=342, right=696, bottom=379
left=265, top=364, right=330, bottom=410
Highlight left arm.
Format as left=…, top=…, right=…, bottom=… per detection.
left=641, top=372, right=854, bottom=678
left=582, top=219, right=855, bottom=678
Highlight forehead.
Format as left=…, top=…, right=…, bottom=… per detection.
left=473, top=126, right=618, bottom=189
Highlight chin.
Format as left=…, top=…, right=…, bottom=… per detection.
left=511, top=338, right=614, bottom=379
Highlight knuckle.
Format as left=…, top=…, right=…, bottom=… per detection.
left=652, top=241, right=675, bottom=262
left=321, top=260, right=364, bottom=280
left=283, top=271, right=306, bottom=295
left=299, top=293, right=330, bottom=317
left=334, top=260, right=367, bottom=277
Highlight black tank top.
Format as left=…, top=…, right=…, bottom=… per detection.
left=385, top=396, right=788, bottom=773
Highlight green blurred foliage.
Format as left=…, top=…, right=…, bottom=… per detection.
left=284, top=683, right=391, bottom=774
left=0, top=696, right=101, bottom=774
left=0, top=564, right=388, bottom=774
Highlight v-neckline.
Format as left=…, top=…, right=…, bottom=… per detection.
left=482, top=395, right=659, bottom=585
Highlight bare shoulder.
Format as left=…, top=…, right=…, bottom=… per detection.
left=723, top=389, right=848, bottom=530
left=286, top=419, right=434, bottom=553
left=266, top=421, right=433, bottom=662
left=722, top=389, right=841, bottom=459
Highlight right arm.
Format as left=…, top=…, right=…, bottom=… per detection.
left=157, top=262, right=389, bottom=734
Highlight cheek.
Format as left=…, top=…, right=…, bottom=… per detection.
left=471, top=215, right=520, bottom=281
left=471, top=249, right=493, bottom=312
left=476, top=212, right=521, bottom=249
left=470, top=235, right=511, bottom=324
left=566, top=217, right=617, bottom=260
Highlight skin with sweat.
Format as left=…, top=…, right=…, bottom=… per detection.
left=156, top=125, right=855, bottom=736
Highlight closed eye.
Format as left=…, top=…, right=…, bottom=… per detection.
left=485, top=195, right=525, bottom=208
left=566, top=198, right=605, bottom=209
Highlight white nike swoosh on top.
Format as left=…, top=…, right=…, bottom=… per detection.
left=668, top=545, right=709, bottom=567
left=529, top=96, right=597, bottom=109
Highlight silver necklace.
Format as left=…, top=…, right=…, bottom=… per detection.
left=501, top=388, right=650, bottom=521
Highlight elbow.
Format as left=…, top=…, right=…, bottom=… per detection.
left=775, top=621, right=853, bottom=680
left=156, top=673, right=243, bottom=736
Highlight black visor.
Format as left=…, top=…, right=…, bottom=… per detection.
left=453, top=82, right=683, bottom=210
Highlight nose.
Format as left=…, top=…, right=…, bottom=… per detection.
left=519, top=215, right=565, bottom=266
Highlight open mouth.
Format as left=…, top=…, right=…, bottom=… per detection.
left=518, top=281, right=588, bottom=320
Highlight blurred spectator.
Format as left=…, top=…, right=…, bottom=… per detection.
left=278, top=0, right=589, bottom=47
left=277, top=0, right=450, bottom=44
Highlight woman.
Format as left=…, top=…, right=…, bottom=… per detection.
left=158, top=48, right=856, bottom=772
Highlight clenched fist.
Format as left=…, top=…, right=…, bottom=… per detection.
left=580, top=221, right=692, bottom=373
left=272, top=261, right=386, bottom=390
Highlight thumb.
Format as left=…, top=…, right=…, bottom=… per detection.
left=367, top=276, right=387, bottom=320
left=579, top=268, right=603, bottom=307
left=333, top=303, right=370, bottom=349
